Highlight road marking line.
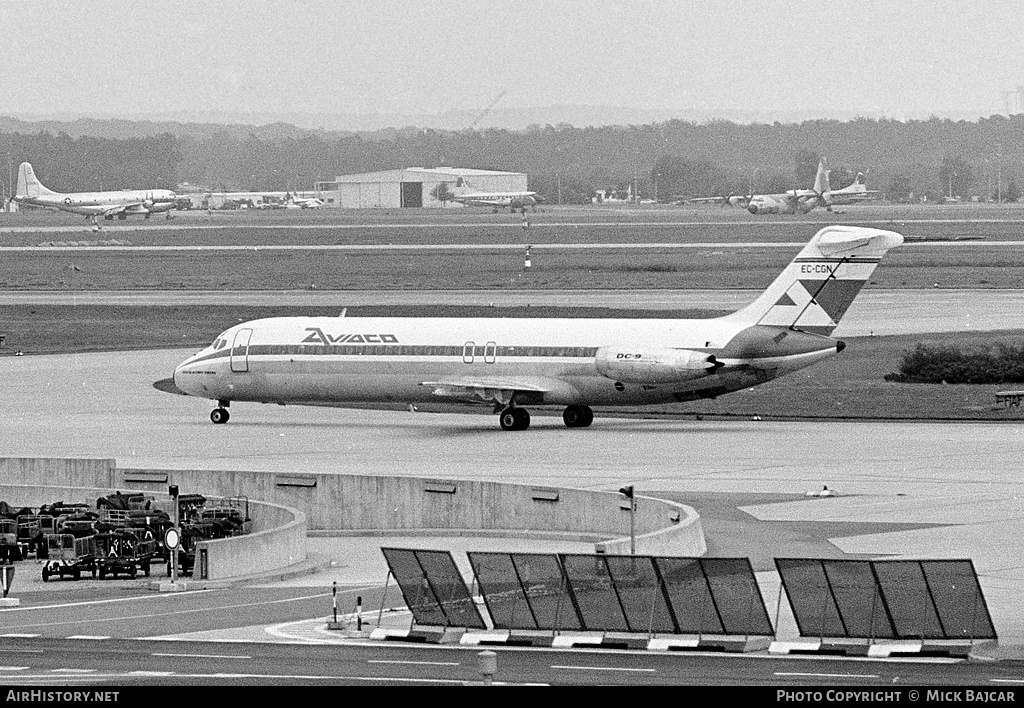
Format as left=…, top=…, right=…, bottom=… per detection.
left=0, top=667, right=29, bottom=671
left=50, top=669, right=97, bottom=673
left=0, top=634, right=40, bottom=638
left=129, top=671, right=176, bottom=676
left=368, top=660, right=460, bottom=667
left=551, top=665, right=655, bottom=673
left=991, top=679, right=1024, bottom=684
left=776, top=672, right=880, bottom=679
left=152, top=652, right=251, bottom=660
left=11, top=591, right=332, bottom=631
left=0, top=590, right=216, bottom=613
left=66, top=635, right=111, bottom=640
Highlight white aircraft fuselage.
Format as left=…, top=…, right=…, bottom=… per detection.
left=163, top=226, right=904, bottom=430
left=19, top=189, right=178, bottom=218
left=452, top=191, right=539, bottom=211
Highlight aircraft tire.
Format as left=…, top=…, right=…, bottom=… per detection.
left=563, top=405, right=594, bottom=428
left=210, top=408, right=230, bottom=425
left=499, top=408, right=531, bottom=431
left=499, top=409, right=518, bottom=431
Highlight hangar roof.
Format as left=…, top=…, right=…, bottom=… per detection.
left=332, top=167, right=523, bottom=183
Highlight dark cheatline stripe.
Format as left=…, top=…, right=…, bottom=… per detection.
left=794, top=257, right=881, bottom=263
left=185, top=344, right=601, bottom=365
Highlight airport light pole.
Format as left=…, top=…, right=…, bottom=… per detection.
left=620, top=485, right=636, bottom=555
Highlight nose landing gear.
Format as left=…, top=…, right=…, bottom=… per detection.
left=210, top=400, right=231, bottom=424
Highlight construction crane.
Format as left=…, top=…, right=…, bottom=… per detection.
left=1000, top=91, right=1017, bottom=116
left=470, top=90, right=507, bottom=129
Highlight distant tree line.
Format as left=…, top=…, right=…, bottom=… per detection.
left=2, top=114, right=1024, bottom=204
left=885, top=342, right=1024, bottom=384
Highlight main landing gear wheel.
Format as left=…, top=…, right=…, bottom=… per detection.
left=210, top=408, right=230, bottom=424
left=562, top=405, right=594, bottom=428
left=499, top=407, right=531, bottom=431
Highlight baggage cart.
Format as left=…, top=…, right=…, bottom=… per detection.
left=41, top=534, right=97, bottom=581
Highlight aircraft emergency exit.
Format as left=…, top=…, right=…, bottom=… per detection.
left=158, top=225, right=903, bottom=430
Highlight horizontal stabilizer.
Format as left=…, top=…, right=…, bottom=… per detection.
left=813, top=227, right=903, bottom=257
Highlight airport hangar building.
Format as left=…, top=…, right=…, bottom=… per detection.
left=313, top=167, right=527, bottom=208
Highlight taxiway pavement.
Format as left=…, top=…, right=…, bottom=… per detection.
left=2, top=344, right=1024, bottom=642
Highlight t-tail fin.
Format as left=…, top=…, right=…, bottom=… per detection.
left=813, top=158, right=831, bottom=195
left=16, top=162, right=57, bottom=199
left=722, top=225, right=903, bottom=335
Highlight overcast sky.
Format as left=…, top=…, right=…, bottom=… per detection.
left=2, top=0, right=1023, bottom=124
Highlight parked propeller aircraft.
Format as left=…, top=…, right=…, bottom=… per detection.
left=744, top=160, right=831, bottom=214
left=823, top=172, right=880, bottom=205
left=284, top=192, right=324, bottom=209
left=14, top=162, right=177, bottom=227
left=159, top=225, right=903, bottom=431
left=450, top=178, right=542, bottom=212
left=744, top=162, right=879, bottom=214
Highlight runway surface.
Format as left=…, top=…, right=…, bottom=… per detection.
left=2, top=289, right=1022, bottom=336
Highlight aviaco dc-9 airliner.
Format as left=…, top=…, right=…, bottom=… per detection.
left=157, top=226, right=902, bottom=431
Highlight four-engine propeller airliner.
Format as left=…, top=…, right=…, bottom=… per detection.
left=14, top=162, right=177, bottom=227
left=159, top=225, right=903, bottom=431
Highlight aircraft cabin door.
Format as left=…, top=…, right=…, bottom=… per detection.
left=230, top=328, right=253, bottom=373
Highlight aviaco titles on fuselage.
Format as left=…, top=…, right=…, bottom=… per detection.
left=158, top=225, right=903, bottom=431
left=14, top=162, right=177, bottom=226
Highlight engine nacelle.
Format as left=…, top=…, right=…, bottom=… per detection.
left=142, top=199, right=154, bottom=209
left=595, top=346, right=720, bottom=384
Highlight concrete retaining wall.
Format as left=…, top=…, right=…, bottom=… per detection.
left=0, top=458, right=116, bottom=489
left=115, top=468, right=705, bottom=556
left=0, top=458, right=706, bottom=559
left=195, top=500, right=307, bottom=581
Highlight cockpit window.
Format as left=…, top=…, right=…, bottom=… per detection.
left=211, top=338, right=228, bottom=350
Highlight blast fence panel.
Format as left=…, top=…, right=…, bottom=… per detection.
left=560, top=553, right=630, bottom=632
left=776, top=558, right=996, bottom=641
left=381, top=548, right=485, bottom=629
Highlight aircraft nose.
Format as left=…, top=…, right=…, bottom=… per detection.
left=153, top=368, right=188, bottom=396
left=836, top=340, right=846, bottom=353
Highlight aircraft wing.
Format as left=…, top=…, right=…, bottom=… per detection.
left=99, top=203, right=147, bottom=216
left=419, top=376, right=555, bottom=406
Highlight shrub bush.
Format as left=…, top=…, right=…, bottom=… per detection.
left=885, top=342, right=1024, bottom=384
